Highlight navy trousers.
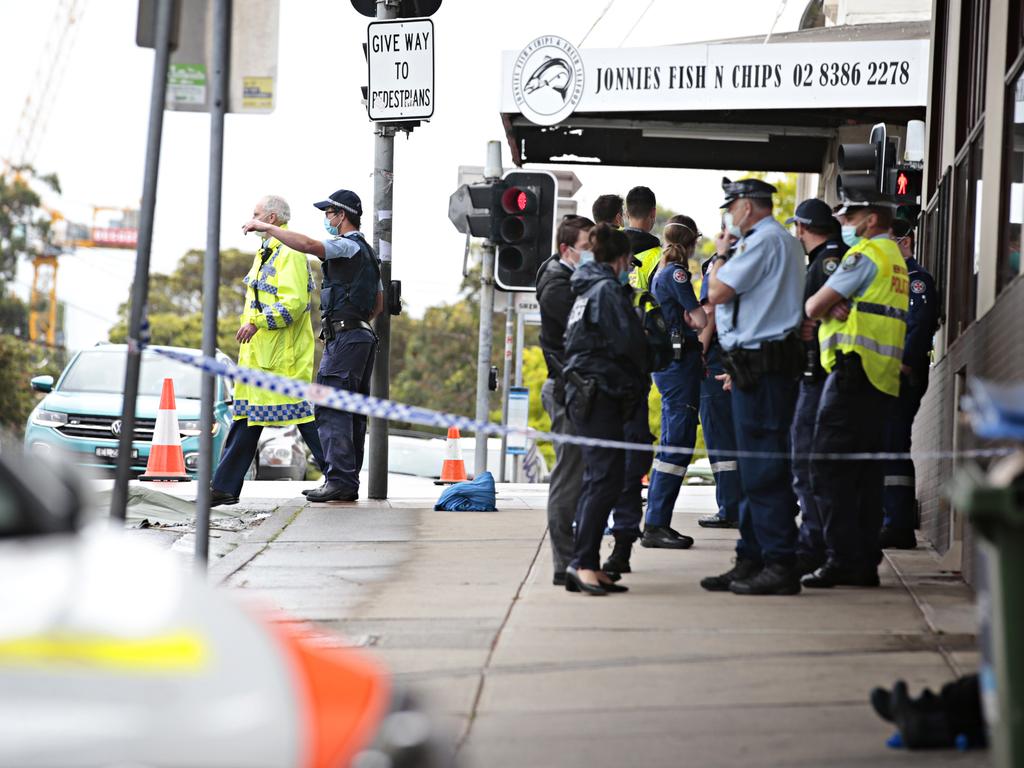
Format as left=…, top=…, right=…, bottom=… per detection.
left=570, top=392, right=626, bottom=571
left=700, top=344, right=741, bottom=524
left=610, top=381, right=651, bottom=540
left=810, top=354, right=894, bottom=570
left=791, top=377, right=826, bottom=562
left=882, top=369, right=928, bottom=530
left=646, top=349, right=702, bottom=527
left=212, top=418, right=325, bottom=497
left=316, top=329, right=376, bottom=492
left=730, top=371, right=799, bottom=566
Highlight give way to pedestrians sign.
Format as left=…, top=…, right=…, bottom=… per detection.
left=367, top=18, right=435, bottom=122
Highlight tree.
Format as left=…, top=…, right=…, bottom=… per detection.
left=0, top=167, right=61, bottom=287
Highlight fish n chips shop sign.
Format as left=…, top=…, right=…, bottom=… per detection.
left=503, top=36, right=929, bottom=126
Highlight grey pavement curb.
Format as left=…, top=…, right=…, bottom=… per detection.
left=209, top=498, right=307, bottom=585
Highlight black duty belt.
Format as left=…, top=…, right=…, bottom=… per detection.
left=330, top=318, right=373, bottom=333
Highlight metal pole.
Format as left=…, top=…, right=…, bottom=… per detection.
left=194, top=0, right=230, bottom=567
left=474, top=141, right=502, bottom=478
left=498, top=292, right=514, bottom=482
left=110, top=0, right=174, bottom=521
left=513, top=308, right=525, bottom=482
left=367, top=0, right=398, bottom=500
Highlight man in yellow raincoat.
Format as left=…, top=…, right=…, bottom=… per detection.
left=210, top=195, right=325, bottom=506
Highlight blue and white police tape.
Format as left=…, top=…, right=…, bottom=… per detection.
left=149, top=346, right=1015, bottom=462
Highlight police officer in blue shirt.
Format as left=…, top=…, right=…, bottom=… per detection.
left=701, top=178, right=805, bottom=596
left=244, top=189, right=383, bottom=503
left=786, top=199, right=848, bottom=574
left=879, top=219, right=939, bottom=550
left=641, top=215, right=707, bottom=548
left=695, top=248, right=742, bottom=530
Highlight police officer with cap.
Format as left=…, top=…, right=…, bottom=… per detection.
left=879, top=219, right=938, bottom=550
left=802, top=197, right=907, bottom=588
left=701, top=177, right=805, bottom=596
left=243, top=188, right=383, bottom=502
left=786, top=198, right=848, bottom=574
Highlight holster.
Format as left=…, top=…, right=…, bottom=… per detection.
left=566, top=370, right=597, bottom=422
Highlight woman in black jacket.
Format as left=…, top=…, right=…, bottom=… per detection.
left=563, top=224, right=649, bottom=595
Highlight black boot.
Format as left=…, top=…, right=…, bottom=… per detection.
left=700, top=558, right=761, bottom=592
left=729, top=562, right=801, bottom=596
left=602, top=535, right=634, bottom=575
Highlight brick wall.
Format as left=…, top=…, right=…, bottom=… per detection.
left=913, top=273, right=1024, bottom=575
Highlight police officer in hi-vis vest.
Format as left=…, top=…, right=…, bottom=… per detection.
left=802, top=199, right=908, bottom=588
left=244, top=189, right=383, bottom=503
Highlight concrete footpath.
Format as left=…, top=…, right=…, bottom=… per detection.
left=209, top=481, right=987, bottom=768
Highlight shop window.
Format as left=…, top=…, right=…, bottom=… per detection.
left=999, top=47, right=1024, bottom=293
left=948, top=131, right=984, bottom=341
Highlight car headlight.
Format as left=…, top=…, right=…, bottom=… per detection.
left=32, top=409, right=68, bottom=428
left=179, top=420, right=220, bottom=437
left=260, top=446, right=294, bottom=465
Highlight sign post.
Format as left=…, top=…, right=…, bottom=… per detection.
left=364, top=6, right=435, bottom=500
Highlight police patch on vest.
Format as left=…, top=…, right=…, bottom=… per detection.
left=911, top=279, right=926, bottom=294
left=672, top=268, right=689, bottom=283
left=841, top=253, right=860, bottom=270
left=823, top=258, right=839, bottom=274
left=567, top=296, right=588, bottom=325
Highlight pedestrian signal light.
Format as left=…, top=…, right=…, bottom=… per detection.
left=494, top=171, right=557, bottom=292
left=887, top=164, right=922, bottom=204
left=897, top=172, right=909, bottom=196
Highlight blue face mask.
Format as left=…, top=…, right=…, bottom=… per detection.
left=618, top=269, right=631, bottom=286
left=578, top=249, right=594, bottom=265
left=841, top=224, right=862, bottom=248
left=324, top=216, right=339, bottom=237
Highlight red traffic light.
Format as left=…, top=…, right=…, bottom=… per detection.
left=501, top=186, right=537, bottom=215
left=897, top=172, right=909, bottom=196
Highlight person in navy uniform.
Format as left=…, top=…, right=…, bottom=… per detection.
left=562, top=223, right=648, bottom=596
left=244, top=189, right=383, bottom=503
left=879, top=218, right=939, bottom=550
left=701, top=178, right=805, bottom=596
left=696, top=243, right=742, bottom=530
left=785, top=198, right=849, bottom=574
left=641, top=215, right=707, bottom=549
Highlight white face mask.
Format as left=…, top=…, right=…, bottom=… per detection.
left=578, top=249, right=595, bottom=265
left=723, top=202, right=748, bottom=238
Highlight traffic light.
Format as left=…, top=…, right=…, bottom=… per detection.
left=447, top=181, right=505, bottom=239
left=837, top=122, right=896, bottom=202
left=888, top=165, right=923, bottom=204
left=494, top=170, right=557, bottom=292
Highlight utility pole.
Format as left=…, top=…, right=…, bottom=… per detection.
left=367, top=0, right=398, bottom=500
left=111, top=0, right=174, bottom=521
left=474, top=140, right=502, bottom=478
left=194, top=0, right=230, bottom=566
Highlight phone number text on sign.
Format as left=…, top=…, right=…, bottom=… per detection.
left=792, top=60, right=912, bottom=88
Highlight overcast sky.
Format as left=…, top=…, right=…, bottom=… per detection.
left=2, top=0, right=809, bottom=350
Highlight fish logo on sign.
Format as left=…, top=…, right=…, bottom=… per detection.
left=512, top=36, right=585, bottom=126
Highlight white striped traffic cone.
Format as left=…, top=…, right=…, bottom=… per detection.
left=139, top=377, right=189, bottom=482
left=433, top=426, right=468, bottom=485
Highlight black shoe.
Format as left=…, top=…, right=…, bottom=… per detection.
left=598, top=580, right=629, bottom=593
left=553, top=572, right=566, bottom=587
left=697, top=515, right=738, bottom=529
left=306, top=482, right=359, bottom=503
left=564, top=567, right=607, bottom=596
left=871, top=680, right=942, bottom=725
left=729, top=562, right=801, bottom=596
left=641, top=525, right=694, bottom=549
left=602, top=535, right=634, bottom=574
left=879, top=526, right=917, bottom=550
left=700, top=558, right=761, bottom=592
left=802, top=562, right=880, bottom=588
left=891, top=680, right=956, bottom=749
left=301, top=483, right=325, bottom=497
left=209, top=488, right=239, bottom=507
left=795, top=552, right=826, bottom=576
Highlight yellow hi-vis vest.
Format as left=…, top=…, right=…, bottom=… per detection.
left=628, top=246, right=662, bottom=304
left=235, top=231, right=317, bottom=426
left=818, top=237, right=909, bottom=397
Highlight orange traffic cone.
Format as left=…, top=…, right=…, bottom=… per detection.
left=139, top=378, right=189, bottom=482
left=433, top=426, right=469, bottom=485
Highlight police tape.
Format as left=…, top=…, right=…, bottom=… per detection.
left=149, top=347, right=1016, bottom=462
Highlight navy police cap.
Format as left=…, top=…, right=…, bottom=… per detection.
left=720, top=177, right=777, bottom=208
left=786, top=198, right=835, bottom=227
left=314, top=189, right=363, bottom=216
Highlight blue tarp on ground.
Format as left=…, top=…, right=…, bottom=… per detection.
left=434, top=471, right=497, bottom=512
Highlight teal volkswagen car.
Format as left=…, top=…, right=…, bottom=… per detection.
left=23, top=344, right=236, bottom=478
